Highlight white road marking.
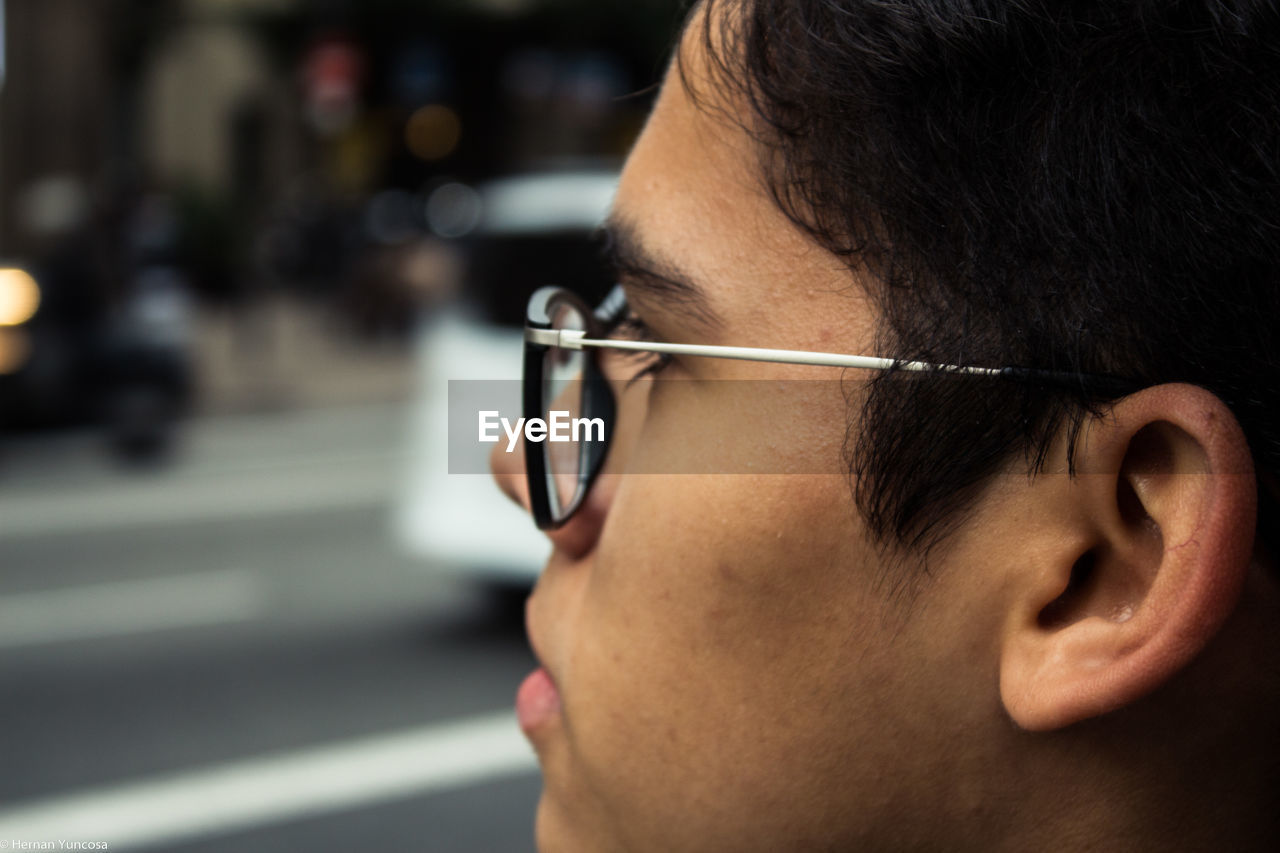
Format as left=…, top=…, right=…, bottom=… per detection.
left=0, top=712, right=537, bottom=850
left=0, top=570, right=265, bottom=649
left=0, top=462, right=393, bottom=539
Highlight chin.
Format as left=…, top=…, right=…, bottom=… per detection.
left=532, top=782, right=620, bottom=853
left=533, top=791, right=573, bottom=853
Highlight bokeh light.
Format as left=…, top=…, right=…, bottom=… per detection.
left=405, top=104, right=461, bottom=161
left=0, top=267, right=40, bottom=327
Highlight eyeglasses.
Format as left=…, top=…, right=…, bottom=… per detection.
left=523, top=284, right=1137, bottom=529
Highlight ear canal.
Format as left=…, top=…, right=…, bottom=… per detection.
left=1116, top=475, right=1147, bottom=529
left=1036, top=551, right=1097, bottom=630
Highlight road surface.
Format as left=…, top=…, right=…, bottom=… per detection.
left=0, top=404, right=542, bottom=852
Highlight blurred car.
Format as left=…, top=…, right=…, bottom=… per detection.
left=0, top=258, right=194, bottom=460
left=393, top=168, right=618, bottom=588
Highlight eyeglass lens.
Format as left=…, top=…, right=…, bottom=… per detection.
left=541, top=301, right=590, bottom=522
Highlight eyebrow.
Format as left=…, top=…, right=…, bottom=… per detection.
left=600, top=214, right=723, bottom=332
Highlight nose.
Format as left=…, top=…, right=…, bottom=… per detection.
left=489, top=431, right=612, bottom=561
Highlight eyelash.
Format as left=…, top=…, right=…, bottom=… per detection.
left=611, top=313, right=675, bottom=382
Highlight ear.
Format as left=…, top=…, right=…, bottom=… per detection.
left=1000, top=384, right=1257, bottom=731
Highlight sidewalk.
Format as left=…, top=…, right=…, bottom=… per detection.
left=192, top=296, right=416, bottom=415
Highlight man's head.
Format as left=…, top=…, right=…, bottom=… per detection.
left=492, top=2, right=1280, bottom=850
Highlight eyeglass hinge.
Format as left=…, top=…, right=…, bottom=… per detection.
left=557, top=329, right=586, bottom=350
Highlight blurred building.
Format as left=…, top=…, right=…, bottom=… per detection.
left=2, top=0, right=679, bottom=301
left=0, top=0, right=679, bottom=425
left=0, top=0, right=116, bottom=261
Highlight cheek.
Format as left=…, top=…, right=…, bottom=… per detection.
left=555, top=473, right=891, bottom=847
left=534, top=380, right=952, bottom=849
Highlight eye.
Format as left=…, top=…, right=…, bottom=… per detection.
left=610, top=313, right=675, bottom=383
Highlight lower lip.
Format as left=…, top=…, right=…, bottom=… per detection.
left=516, top=667, right=562, bottom=735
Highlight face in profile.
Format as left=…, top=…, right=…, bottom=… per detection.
left=490, top=22, right=1012, bottom=853
left=492, top=6, right=1277, bottom=852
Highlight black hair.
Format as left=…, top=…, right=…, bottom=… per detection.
left=685, top=0, right=1280, bottom=556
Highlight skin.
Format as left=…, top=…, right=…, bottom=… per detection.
left=491, top=11, right=1280, bottom=852
left=491, top=31, right=1012, bottom=850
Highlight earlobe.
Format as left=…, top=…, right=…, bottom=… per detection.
left=999, top=384, right=1257, bottom=731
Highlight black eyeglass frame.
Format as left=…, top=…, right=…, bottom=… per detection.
left=523, top=286, right=623, bottom=529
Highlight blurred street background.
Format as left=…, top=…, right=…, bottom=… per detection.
left=0, top=0, right=682, bottom=849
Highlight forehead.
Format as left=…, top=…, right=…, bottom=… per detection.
left=611, top=34, right=873, bottom=348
